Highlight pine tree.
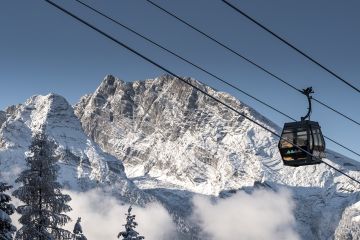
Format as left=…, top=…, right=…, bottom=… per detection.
left=73, top=217, right=87, bottom=240
left=12, top=133, right=72, bottom=240
left=0, top=182, right=16, bottom=240
left=117, top=206, right=145, bottom=240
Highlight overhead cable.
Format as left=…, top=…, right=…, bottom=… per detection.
left=222, top=0, right=360, bottom=93
left=44, top=0, right=360, bottom=186
left=144, top=0, right=360, bottom=127
left=74, top=0, right=360, bottom=158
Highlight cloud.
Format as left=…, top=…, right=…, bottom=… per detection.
left=63, top=189, right=177, bottom=240
left=10, top=188, right=299, bottom=240
left=11, top=189, right=177, bottom=240
left=191, top=189, right=300, bottom=240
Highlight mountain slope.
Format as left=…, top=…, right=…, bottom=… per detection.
left=75, top=74, right=360, bottom=239
left=0, top=93, right=151, bottom=204
left=0, top=75, right=359, bottom=239
left=75, top=74, right=281, bottom=194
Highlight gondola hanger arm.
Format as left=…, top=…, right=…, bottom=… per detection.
left=301, top=87, right=314, bottom=121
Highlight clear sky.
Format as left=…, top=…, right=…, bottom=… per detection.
left=1, top=0, right=359, bottom=160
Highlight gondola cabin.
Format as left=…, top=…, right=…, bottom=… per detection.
left=278, top=120, right=325, bottom=167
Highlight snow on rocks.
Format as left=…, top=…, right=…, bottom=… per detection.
left=0, top=93, right=151, bottom=204
left=75, top=74, right=360, bottom=239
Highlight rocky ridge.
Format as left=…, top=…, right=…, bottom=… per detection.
left=0, top=74, right=359, bottom=239
left=0, top=93, right=151, bottom=204
left=74, top=74, right=360, bottom=239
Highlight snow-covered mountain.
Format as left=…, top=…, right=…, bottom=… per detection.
left=75, top=74, right=281, bottom=195
left=0, top=93, right=151, bottom=204
left=0, top=74, right=359, bottom=239
left=74, top=75, right=360, bottom=239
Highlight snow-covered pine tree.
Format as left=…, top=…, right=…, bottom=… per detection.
left=117, top=206, right=145, bottom=240
left=73, top=217, right=87, bottom=240
left=12, top=133, right=72, bottom=240
left=0, top=182, right=16, bottom=240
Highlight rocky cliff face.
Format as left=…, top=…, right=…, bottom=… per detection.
left=1, top=75, right=359, bottom=239
left=74, top=74, right=281, bottom=195
left=335, top=200, right=360, bottom=239
left=0, top=93, right=151, bottom=204
left=74, top=74, right=360, bottom=239
left=0, top=111, right=6, bottom=127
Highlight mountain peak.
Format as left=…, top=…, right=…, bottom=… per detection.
left=102, top=74, right=117, bottom=86
left=0, top=92, right=151, bottom=205
left=25, top=93, right=70, bottom=110
left=74, top=74, right=282, bottom=194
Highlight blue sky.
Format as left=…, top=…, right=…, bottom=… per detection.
left=1, top=0, right=359, bottom=160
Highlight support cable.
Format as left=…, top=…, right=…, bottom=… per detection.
left=144, top=0, right=360, bottom=127
left=222, top=0, right=360, bottom=93
left=44, top=0, right=360, bottom=186
left=74, top=0, right=360, bottom=158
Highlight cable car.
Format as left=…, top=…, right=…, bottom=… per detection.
left=278, top=87, right=326, bottom=167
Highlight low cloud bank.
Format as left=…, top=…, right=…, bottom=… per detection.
left=11, top=189, right=176, bottom=240
left=191, top=189, right=300, bottom=240
left=64, top=189, right=177, bottom=240
left=10, top=188, right=299, bottom=240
